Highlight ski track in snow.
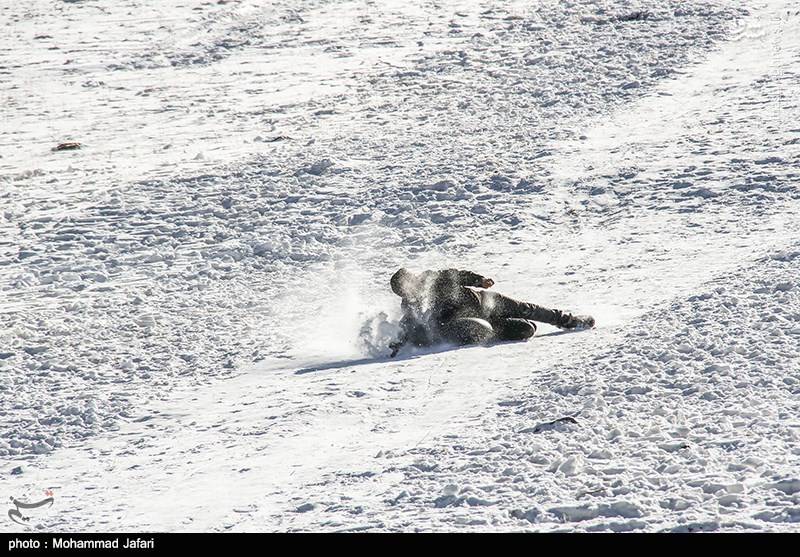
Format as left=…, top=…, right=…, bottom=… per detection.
left=2, top=0, right=800, bottom=532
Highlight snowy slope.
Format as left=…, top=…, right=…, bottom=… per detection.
left=2, top=0, right=800, bottom=532
left=0, top=0, right=749, bottom=459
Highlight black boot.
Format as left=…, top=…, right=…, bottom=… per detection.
left=557, top=312, right=595, bottom=330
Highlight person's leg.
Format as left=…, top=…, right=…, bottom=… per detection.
left=479, top=290, right=594, bottom=329
left=479, top=290, right=567, bottom=326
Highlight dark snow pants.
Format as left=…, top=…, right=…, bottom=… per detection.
left=441, top=289, right=569, bottom=345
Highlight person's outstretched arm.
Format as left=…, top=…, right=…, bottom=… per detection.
left=390, top=312, right=432, bottom=357
left=389, top=309, right=411, bottom=357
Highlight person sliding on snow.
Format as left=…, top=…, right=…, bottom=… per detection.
left=388, top=268, right=594, bottom=357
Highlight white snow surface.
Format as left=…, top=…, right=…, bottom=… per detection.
left=2, top=0, right=800, bottom=532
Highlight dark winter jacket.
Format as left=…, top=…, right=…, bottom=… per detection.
left=393, top=268, right=488, bottom=348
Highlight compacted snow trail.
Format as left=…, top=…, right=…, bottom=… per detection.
left=3, top=0, right=800, bottom=532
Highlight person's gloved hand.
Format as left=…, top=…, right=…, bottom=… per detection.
left=481, top=278, right=494, bottom=289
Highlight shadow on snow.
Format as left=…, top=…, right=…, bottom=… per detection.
left=292, top=329, right=580, bottom=375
